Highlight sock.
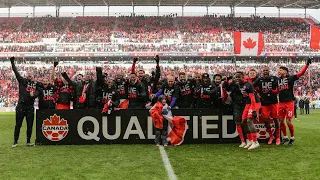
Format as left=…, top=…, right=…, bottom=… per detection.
left=236, top=125, right=245, bottom=143
left=251, top=133, right=257, bottom=142
left=276, top=128, right=280, bottom=139
left=280, top=123, right=287, bottom=136
left=266, top=128, right=273, bottom=138
left=288, top=123, right=294, bottom=138
left=246, top=133, right=252, bottom=141
left=291, top=136, right=295, bottom=139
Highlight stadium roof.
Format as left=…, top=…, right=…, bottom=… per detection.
left=0, top=0, right=319, bottom=9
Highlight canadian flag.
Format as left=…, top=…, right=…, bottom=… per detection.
left=310, top=26, right=320, bottom=49
left=234, top=32, right=264, bottom=56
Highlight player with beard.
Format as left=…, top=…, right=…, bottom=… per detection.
left=132, top=56, right=161, bottom=97
left=253, top=67, right=280, bottom=145
left=60, top=72, right=88, bottom=109
left=51, top=62, right=75, bottom=110
left=193, top=73, right=217, bottom=108
left=234, top=72, right=261, bottom=150
left=212, top=74, right=228, bottom=109
left=10, top=57, right=38, bottom=147
left=127, top=72, right=147, bottom=108
left=194, top=72, right=202, bottom=86
left=115, top=71, right=128, bottom=108
left=278, top=58, right=311, bottom=146
left=36, top=77, right=58, bottom=110
left=95, top=68, right=120, bottom=111
left=176, top=72, right=194, bottom=108
left=154, top=75, right=179, bottom=108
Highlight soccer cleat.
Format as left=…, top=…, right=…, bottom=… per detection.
left=244, top=141, right=252, bottom=149
left=288, top=139, right=295, bottom=146
left=156, top=144, right=160, bottom=147
left=163, top=144, right=168, bottom=147
left=268, top=136, right=275, bottom=145
left=239, top=142, right=246, bottom=148
left=248, top=142, right=260, bottom=150
left=276, top=138, right=281, bottom=145
left=281, top=137, right=290, bottom=145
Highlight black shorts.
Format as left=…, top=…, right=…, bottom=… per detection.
left=233, top=103, right=245, bottom=122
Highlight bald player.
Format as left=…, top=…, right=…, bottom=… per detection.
left=154, top=75, right=180, bottom=108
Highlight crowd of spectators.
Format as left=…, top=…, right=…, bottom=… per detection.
left=61, top=17, right=115, bottom=43
left=0, top=16, right=319, bottom=53
left=1, top=60, right=319, bottom=107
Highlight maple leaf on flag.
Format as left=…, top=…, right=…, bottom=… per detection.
left=243, top=37, right=257, bottom=50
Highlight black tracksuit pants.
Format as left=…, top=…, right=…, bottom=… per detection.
left=14, top=104, right=34, bottom=143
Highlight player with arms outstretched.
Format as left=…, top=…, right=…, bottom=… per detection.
left=278, top=58, right=311, bottom=146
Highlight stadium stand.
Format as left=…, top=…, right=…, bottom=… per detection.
left=0, top=16, right=319, bottom=53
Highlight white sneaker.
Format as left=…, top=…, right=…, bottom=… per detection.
left=244, top=141, right=252, bottom=148
left=239, top=142, right=246, bottom=148
left=27, top=142, right=34, bottom=146
left=12, top=144, right=18, bottom=148
left=248, top=142, right=260, bottom=150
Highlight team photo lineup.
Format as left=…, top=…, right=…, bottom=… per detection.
left=1, top=0, right=320, bottom=179
left=8, top=55, right=312, bottom=149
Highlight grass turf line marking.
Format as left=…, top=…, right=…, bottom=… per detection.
left=159, top=146, right=178, bottom=180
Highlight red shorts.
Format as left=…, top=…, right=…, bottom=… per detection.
left=56, top=103, right=70, bottom=110
left=242, top=102, right=261, bottom=120
left=261, top=104, right=278, bottom=119
left=278, top=101, right=294, bottom=119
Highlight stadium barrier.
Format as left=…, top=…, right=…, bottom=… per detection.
left=35, top=109, right=275, bottom=145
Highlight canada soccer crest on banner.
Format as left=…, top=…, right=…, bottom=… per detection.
left=42, top=114, right=69, bottom=141
left=254, top=116, right=275, bottom=139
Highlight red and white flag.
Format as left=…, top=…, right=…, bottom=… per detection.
left=234, top=32, right=264, bottom=56
left=310, top=26, right=320, bottom=49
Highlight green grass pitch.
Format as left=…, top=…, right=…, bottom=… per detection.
left=0, top=110, right=320, bottom=180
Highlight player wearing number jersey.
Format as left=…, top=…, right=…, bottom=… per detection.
left=278, top=58, right=311, bottom=146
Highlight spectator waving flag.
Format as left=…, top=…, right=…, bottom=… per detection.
left=234, top=32, right=264, bottom=56
left=310, top=26, right=320, bottom=49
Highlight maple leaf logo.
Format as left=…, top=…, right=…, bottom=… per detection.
left=42, top=114, right=69, bottom=141
left=243, top=37, right=257, bottom=50
left=43, top=114, right=67, bottom=126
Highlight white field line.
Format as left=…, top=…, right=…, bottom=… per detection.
left=159, top=146, right=178, bottom=180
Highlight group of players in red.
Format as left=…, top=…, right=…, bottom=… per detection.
left=9, top=55, right=311, bottom=149
left=234, top=58, right=311, bottom=150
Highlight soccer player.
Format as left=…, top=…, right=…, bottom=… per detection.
left=176, top=72, right=194, bottom=108
left=254, top=67, right=280, bottom=145
left=51, top=62, right=75, bottom=109
left=212, top=74, right=228, bottom=109
left=154, top=75, right=179, bottom=108
left=96, top=67, right=120, bottom=110
left=225, top=73, right=247, bottom=148
left=61, top=72, right=87, bottom=109
left=235, top=72, right=261, bottom=150
left=115, top=72, right=128, bottom=108
left=127, top=72, right=147, bottom=108
left=278, top=58, right=311, bottom=146
left=193, top=73, right=217, bottom=108
left=10, top=57, right=37, bottom=147
left=36, top=77, right=58, bottom=110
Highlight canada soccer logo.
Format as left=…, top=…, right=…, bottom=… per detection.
left=42, top=114, right=69, bottom=141
left=254, top=116, right=275, bottom=139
